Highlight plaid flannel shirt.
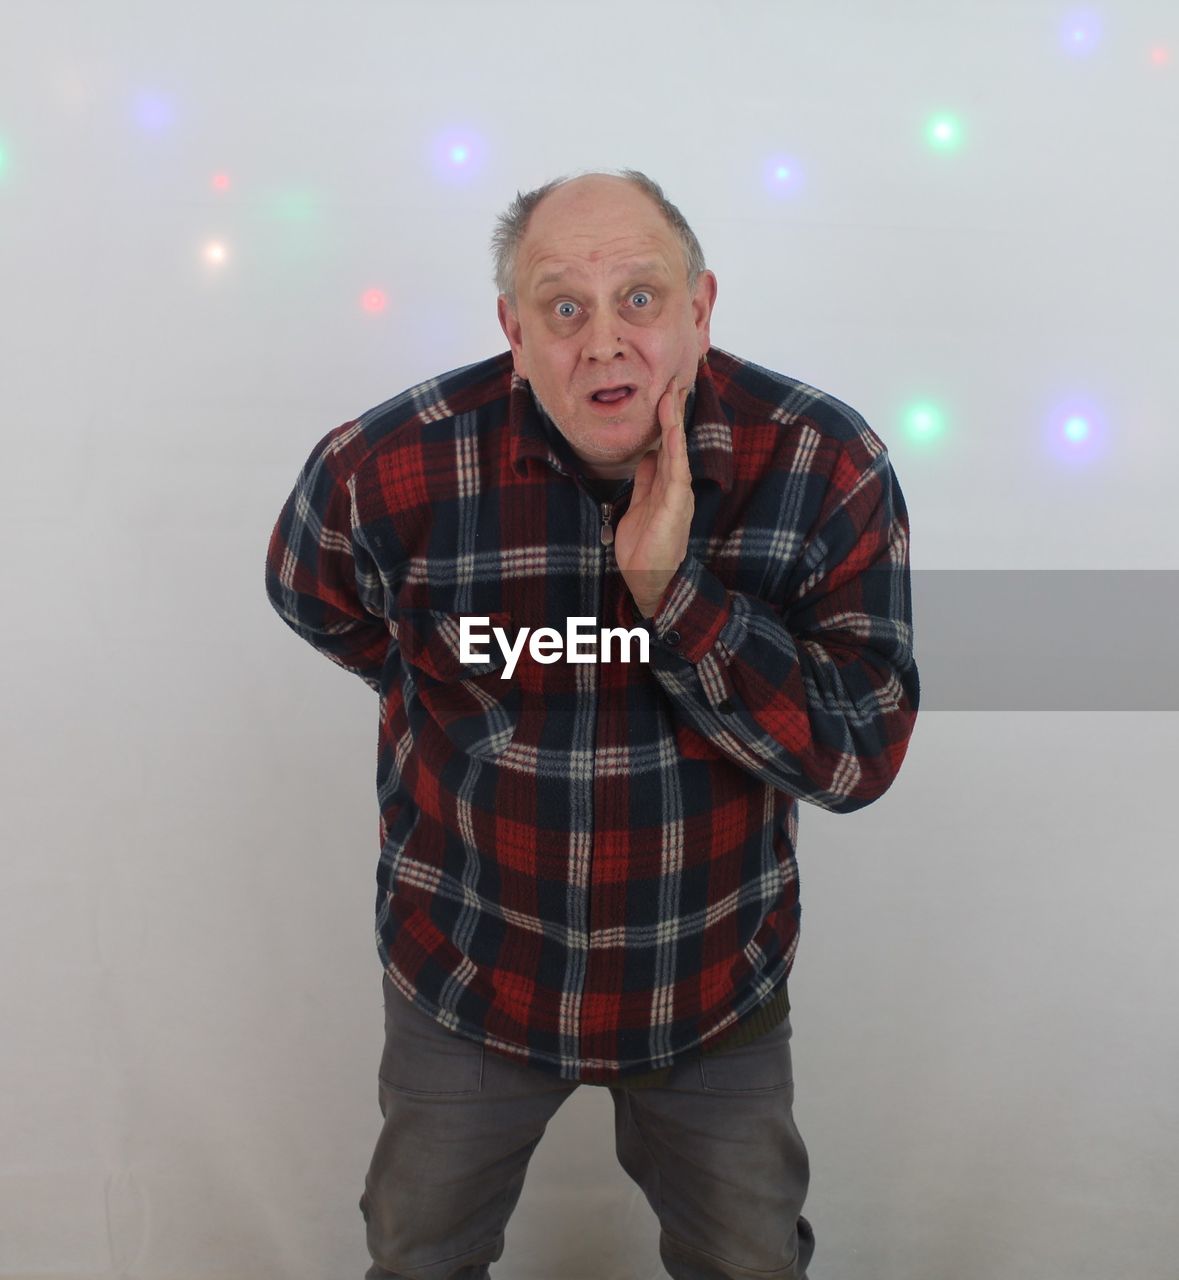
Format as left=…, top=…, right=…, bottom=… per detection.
left=265, top=345, right=920, bottom=1085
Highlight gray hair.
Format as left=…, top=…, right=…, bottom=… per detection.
left=490, top=168, right=706, bottom=310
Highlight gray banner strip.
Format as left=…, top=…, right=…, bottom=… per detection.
left=910, top=571, right=1179, bottom=710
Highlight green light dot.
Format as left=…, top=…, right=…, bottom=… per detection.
left=274, top=190, right=317, bottom=221
left=925, top=114, right=963, bottom=151
left=903, top=401, right=947, bottom=445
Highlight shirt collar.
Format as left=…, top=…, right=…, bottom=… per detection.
left=507, top=353, right=734, bottom=493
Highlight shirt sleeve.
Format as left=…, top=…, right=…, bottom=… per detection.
left=635, top=444, right=920, bottom=812
left=264, top=426, right=392, bottom=692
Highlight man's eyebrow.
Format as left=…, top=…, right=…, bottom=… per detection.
left=533, top=260, right=668, bottom=289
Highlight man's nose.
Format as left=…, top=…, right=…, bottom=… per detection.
left=584, top=307, right=626, bottom=362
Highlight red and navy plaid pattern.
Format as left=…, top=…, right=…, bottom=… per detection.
left=265, top=346, right=920, bottom=1084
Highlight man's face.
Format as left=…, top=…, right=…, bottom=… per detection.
left=497, top=176, right=718, bottom=482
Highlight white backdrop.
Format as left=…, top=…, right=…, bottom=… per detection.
left=2, top=2, right=1177, bottom=1277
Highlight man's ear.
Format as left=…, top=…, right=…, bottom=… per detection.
left=497, top=295, right=528, bottom=381
left=693, top=270, right=718, bottom=357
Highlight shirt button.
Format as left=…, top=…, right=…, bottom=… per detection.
left=663, top=629, right=681, bottom=646
left=717, top=698, right=735, bottom=713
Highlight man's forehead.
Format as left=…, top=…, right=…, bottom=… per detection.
left=531, top=257, right=671, bottom=289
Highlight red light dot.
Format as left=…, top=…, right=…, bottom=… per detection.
left=362, top=289, right=387, bottom=312
left=1150, top=46, right=1170, bottom=65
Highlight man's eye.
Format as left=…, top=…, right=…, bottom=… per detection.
left=553, top=292, right=651, bottom=319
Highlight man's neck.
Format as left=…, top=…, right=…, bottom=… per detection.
left=581, top=469, right=631, bottom=489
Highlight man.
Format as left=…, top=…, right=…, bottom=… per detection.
left=265, top=168, right=920, bottom=1279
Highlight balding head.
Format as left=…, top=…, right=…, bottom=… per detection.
left=496, top=171, right=717, bottom=481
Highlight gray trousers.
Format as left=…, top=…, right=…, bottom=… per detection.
left=359, top=971, right=814, bottom=1279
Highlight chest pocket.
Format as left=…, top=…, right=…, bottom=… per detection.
left=398, top=609, right=520, bottom=761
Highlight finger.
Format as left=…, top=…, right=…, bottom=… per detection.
left=659, top=375, right=678, bottom=432
left=657, top=392, right=680, bottom=477
left=630, top=447, right=656, bottom=506
left=672, top=385, right=691, bottom=472
left=662, top=377, right=683, bottom=438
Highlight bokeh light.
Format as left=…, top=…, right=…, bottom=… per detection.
left=1044, top=396, right=1109, bottom=466
left=273, top=189, right=317, bottom=221
left=49, top=66, right=96, bottom=111
left=203, top=240, right=228, bottom=266
left=430, top=128, right=486, bottom=183
left=211, top=171, right=231, bottom=191
left=1150, top=45, right=1170, bottom=66
left=925, top=114, right=964, bottom=151
left=361, top=289, right=388, bottom=313
left=1061, top=8, right=1102, bottom=56
left=267, top=189, right=324, bottom=263
left=1063, top=415, right=1089, bottom=443
left=762, top=153, right=805, bottom=198
left=902, top=401, right=948, bottom=446
left=133, top=91, right=174, bottom=133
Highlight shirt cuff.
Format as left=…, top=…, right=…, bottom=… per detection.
left=631, top=552, right=732, bottom=665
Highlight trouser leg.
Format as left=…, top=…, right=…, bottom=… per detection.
left=359, top=972, right=577, bottom=1280
left=610, top=1011, right=814, bottom=1279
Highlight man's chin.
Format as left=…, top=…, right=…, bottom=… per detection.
left=578, top=402, right=656, bottom=432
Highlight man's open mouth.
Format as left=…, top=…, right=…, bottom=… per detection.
left=588, top=385, right=636, bottom=406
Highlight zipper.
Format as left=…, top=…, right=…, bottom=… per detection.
left=581, top=501, right=608, bottom=1044
left=588, top=497, right=618, bottom=992
left=587, top=487, right=629, bottom=930
left=583, top=484, right=629, bottom=1055
left=599, top=501, right=614, bottom=545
